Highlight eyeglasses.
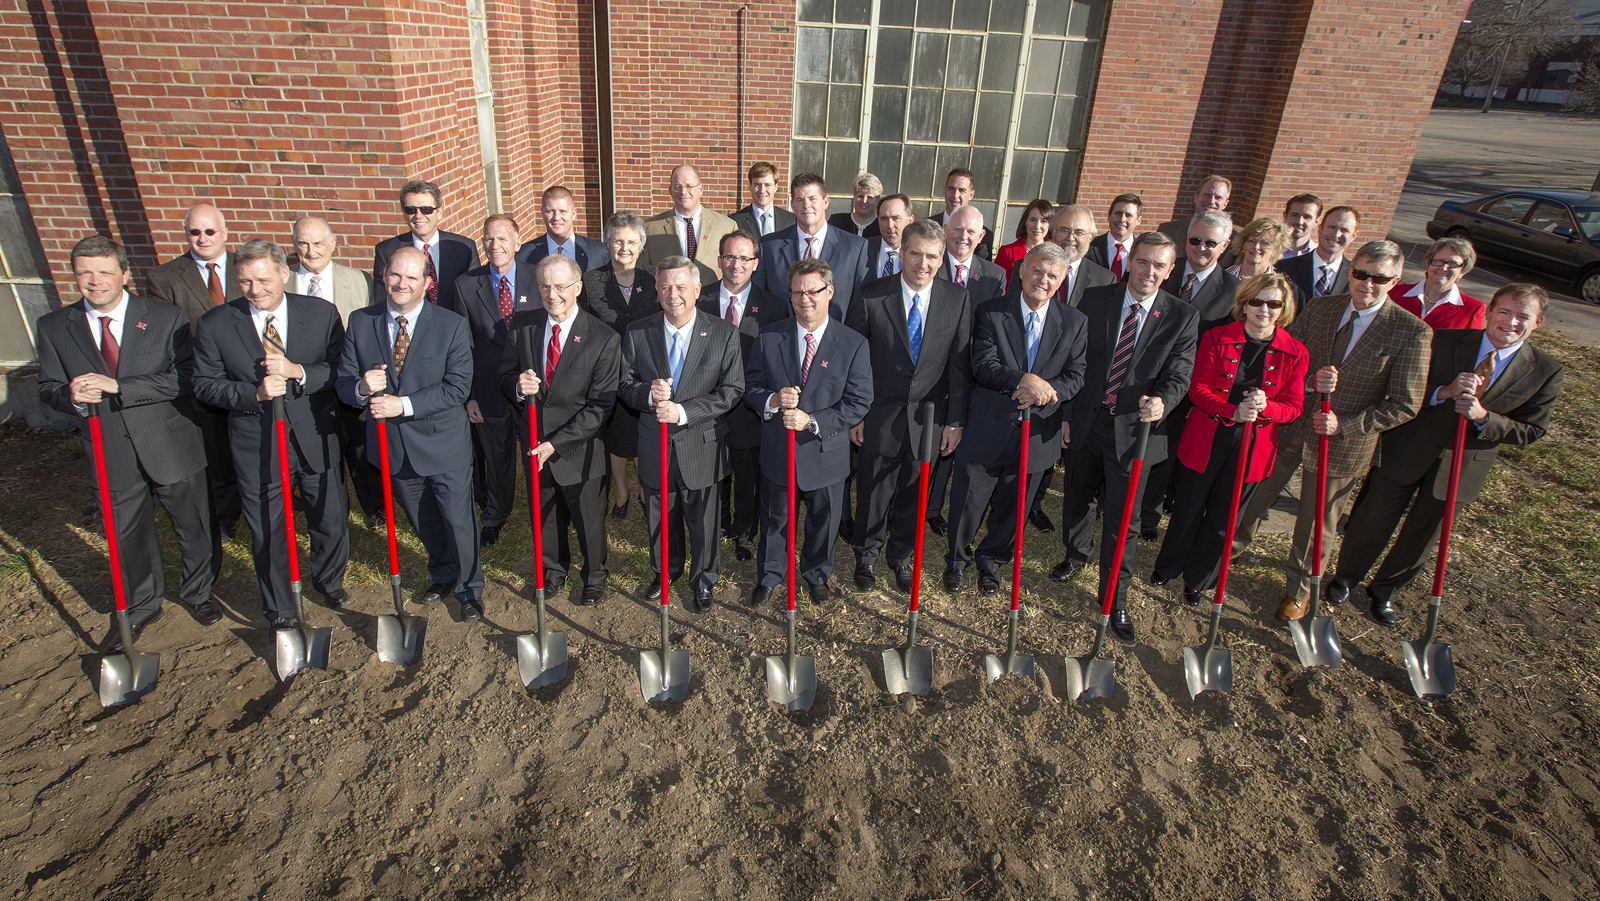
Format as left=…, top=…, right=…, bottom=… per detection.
left=1428, top=258, right=1466, bottom=271
left=402, top=205, right=438, bottom=216
left=669, top=183, right=701, bottom=193
left=793, top=286, right=831, bottom=300
left=720, top=254, right=758, bottom=264
left=1242, top=237, right=1275, bottom=249
left=1246, top=298, right=1286, bottom=309
left=187, top=228, right=219, bottom=238
left=1351, top=268, right=1399, bottom=285
left=1188, top=237, right=1223, bottom=250
left=1060, top=229, right=1094, bottom=240
left=536, top=279, right=581, bottom=295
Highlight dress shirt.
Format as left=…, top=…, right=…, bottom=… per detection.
left=876, top=241, right=902, bottom=277
left=675, top=211, right=703, bottom=258
left=514, top=308, right=577, bottom=404
left=249, top=299, right=290, bottom=351
left=546, top=234, right=575, bottom=260
left=753, top=205, right=777, bottom=236
left=1281, top=240, right=1317, bottom=260
left=1105, top=235, right=1132, bottom=269
left=1183, top=262, right=1217, bottom=296
left=1335, top=299, right=1385, bottom=362
left=1063, top=258, right=1083, bottom=300
left=947, top=253, right=976, bottom=284
left=1312, top=251, right=1344, bottom=294
left=662, top=318, right=693, bottom=425
left=719, top=282, right=748, bottom=323
left=900, top=277, right=929, bottom=325
left=1404, top=282, right=1462, bottom=319
left=77, top=292, right=130, bottom=416
left=295, top=265, right=333, bottom=303
left=412, top=233, right=441, bottom=274
left=357, top=301, right=429, bottom=417
left=192, top=252, right=226, bottom=287
left=797, top=223, right=829, bottom=259
left=1118, top=288, right=1156, bottom=347
left=1020, top=296, right=1048, bottom=370
left=493, top=265, right=517, bottom=300
left=765, top=318, right=831, bottom=416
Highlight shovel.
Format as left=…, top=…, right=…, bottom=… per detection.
left=517, top=398, right=568, bottom=690
left=271, top=397, right=331, bottom=681
left=1288, top=393, right=1342, bottom=668
left=1182, top=421, right=1257, bottom=698
left=88, top=402, right=160, bottom=707
left=1065, top=419, right=1151, bottom=702
left=373, top=407, right=425, bottom=665
left=640, top=420, right=691, bottom=702
left=767, top=427, right=817, bottom=710
left=883, top=402, right=937, bottom=695
left=1400, top=415, right=1466, bottom=697
left=985, top=408, right=1036, bottom=682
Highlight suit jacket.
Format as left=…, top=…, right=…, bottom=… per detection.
left=192, top=295, right=346, bottom=477
left=1084, top=233, right=1126, bottom=272
left=1063, top=259, right=1117, bottom=308
left=336, top=301, right=474, bottom=477
left=145, top=252, right=241, bottom=330
left=497, top=307, right=620, bottom=486
left=1374, top=328, right=1562, bottom=503
left=1276, top=252, right=1350, bottom=307
left=1281, top=295, right=1432, bottom=478
left=757, top=225, right=873, bottom=319
left=745, top=319, right=874, bottom=491
left=641, top=208, right=739, bottom=283
left=514, top=232, right=608, bottom=273
left=1162, top=265, right=1244, bottom=335
left=36, top=295, right=207, bottom=490
left=618, top=311, right=744, bottom=491
left=371, top=231, right=481, bottom=313
left=697, top=282, right=787, bottom=449
left=1177, top=321, right=1310, bottom=482
left=732, top=204, right=796, bottom=239
left=959, top=295, right=1089, bottom=471
left=1391, top=284, right=1488, bottom=331
left=1069, top=285, right=1201, bottom=467
left=313, top=262, right=372, bottom=326
left=453, top=263, right=541, bottom=419
left=942, top=255, right=1006, bottom=308
left=864, top=238, right=901, bottom=281
left=844, top=274, right=973, bottom=460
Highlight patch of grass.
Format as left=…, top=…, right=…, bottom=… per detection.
left=0, top=548, right=35, bottom=592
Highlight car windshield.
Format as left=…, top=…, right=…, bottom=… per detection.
left=1573, top=206, right=1600, bottom=241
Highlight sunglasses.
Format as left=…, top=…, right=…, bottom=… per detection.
left=1350, top=268, right=1398, bottom=285
left=1188, top=237, right=1223, bottom=250
left=402, top=205, right=438, bottom=216
left=187, top=228, right=219, bottom=237
left=1246, top=298, right=1286, bottom=309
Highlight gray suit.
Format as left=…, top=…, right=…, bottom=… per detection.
left=299, top=262, right=382, bottom=518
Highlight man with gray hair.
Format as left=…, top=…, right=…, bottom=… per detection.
left=1231, top=239, right=1432, bottom=622
left=942, top=205, right=1006, bottom=307
left=1051, top=204, right=1116, bottom=308
left=193, top=239, right=352, bottom=627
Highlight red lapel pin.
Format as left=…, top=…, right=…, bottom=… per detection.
left=135, top=321, right=148, bottom=330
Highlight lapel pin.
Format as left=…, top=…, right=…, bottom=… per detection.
left=572, top=335, right=582, bottom=343
left=819, top=360, right=829, bottom=368
left=135, top=321, right=147, bottom=330
left=519, top=295, right=528, bottom=305
left=699, top=331, right=707, bottom=337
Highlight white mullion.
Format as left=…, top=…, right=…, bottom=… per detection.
left=995, top=0, right=1039, bottom=241
left=857, top=1, right=883, bottom=174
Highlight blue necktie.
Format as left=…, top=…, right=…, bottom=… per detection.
left=907, top=294, right=923, bottom=366
left=883, top=249, right=897, bottom=278
left=669, top=332, right=685, bottom=384
left=1026, top=310, right=1041, bottom=371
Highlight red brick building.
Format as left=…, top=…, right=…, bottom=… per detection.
left=0, top=0, right=1470, bottom=356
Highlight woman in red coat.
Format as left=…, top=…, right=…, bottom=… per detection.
left=993, top=199, right=1053, bottom=289
left=1151, top=272, right=1309, bottom=605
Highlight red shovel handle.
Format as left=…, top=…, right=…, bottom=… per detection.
left=786, top=427, right=797, bottom=613
left=272, top=398, right=300, bottom=584
left=910, top=400, right=936, bottom=614
left=1212, top=420, right=1256, bottom=606
left=1310, top=393, right=1331, bottom=577
left=660, top=420, right=671, bottom=609
left=1431, top=415, right=1470, bottom=596
left=374, top=415, right=401, bottom=579
left=1010, top=415, right=1031, bottom=613
left=86, top=403, right=131, bottom=616
left=1099, top=419, right=1152, bottom=617
left=527, top=401, right=544, bottom=592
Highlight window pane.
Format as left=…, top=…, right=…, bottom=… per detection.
left=917, top=0, right=953, bottom=29
left=901, top=144, right=938, bottom=199
left=1049, top=95, right=1082, bottom=147
left=1069, top=0, right=1106, bottom=38
left=881, top=0, right=916, bottom=27
left=1047, top=151, right=1081, bottom=202
left=795, top=83, right=829, bottom=136
left=1058, top=41, right=1092, bottom=94
left=875, top=28, right=914, bottom=86
left=974, top=92, right=1012, bottom=146
left=970, top=147, right=1005, bottom=195
left=835, top=0, right=869, bottom=25
left=990, top=0, right=1026, bottom=32
left=981, top=34, right=1021, bottom=92
left=947, top=34, right=983, bottom=90
left=1017, top=94, right=1052, bottom=146
left=869, top=143, right=904, bottom=194
left=0, top=197, right=44, bottom=279
left=1041, top=152, right=1065, bottom=203
left=972, top=200, right=998, bottom=228
left=798, top=0, right=832, bottom=23
left=1033, top=0, right=1069, bottom=35
left=913, top=33, right=949, bottom=88
left=825, top=142, right=861, bottom=195
left=936, top=146, right=972, bottom=189
left=1008, top=149, right=1044, bottom=201
left=832, top=28, right=866, bottom=84
left=953, top=0, right=989, bottom=31
left=871, top=87, right=908, bottom=142
left=940, top=91, right=975, bottom=142
left=797, top=28, right=831, bottom=82
left=828, top=85, right=862, bottom=138
left=907, top=89, right=943, bottom=142
left=792, top=140, right=826, bottom=179
left=1026, top=39, right=1063, bottom=94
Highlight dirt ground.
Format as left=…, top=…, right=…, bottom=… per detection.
left=2, top=336, right=1598, bottom=900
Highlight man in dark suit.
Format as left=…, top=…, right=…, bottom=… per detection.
left=1086, top=194, right=1143, bottom=277
left=37, top=236, right=222, bottom=641
left=731, top=161, right=797, bottom=240
left=945, top=243, right=1088, bottom=592
left=514, top=185, right=607, bottom=272
left=1330, top=284, right=1562, bottom=623
left=1049, top=232, right=1199, bottom=643
left=942, top=206, right=1006, bottom=307
left=745, top=258, right=874, bottom=608
left=370, top=179, right=481, bottom=313
left=192, top=240, right=349, bottom=628
left=144, top=202, right=242, bottom=540
left=931, top=168, right=995, bottom=261
left=756, top=172, right=872, bottom=317
left=865, top=193, right=917, bottom=282
left=500, top=254, right=622, bottom=605
left=1281, top=193, right=1323, bottom=260
left=698, top=230, right=786, bottom=561
left=1156, top=176, right=1232, bottom=245
left=455, top=214, right=541, bottom=547
left=844, top=218, right=972, bottom=592
left=339, top=247, right=485, bottom=620
left=619, top=256, right=745, bottom=613
left=1275, top=205, right=1359, bottom=304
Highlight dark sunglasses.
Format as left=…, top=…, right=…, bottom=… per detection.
left=1188, top=237, right=1222, bottom=250
left=187, top=228, right=218, bottom=237
left=1246, top=298, right=1285, bottom=309
left=1350, top=268, right=1398, bottom=285
left=402, top=205, right=438, bottom=216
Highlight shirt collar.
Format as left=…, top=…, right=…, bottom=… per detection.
left=1343, top=298, right=1385, bottom=325
left=249, top=297, right=288, bottom=324
left=412, top=233, right=439, bottom=252
left=1406, top=282, right=1462, bottom=307
left=492, top=266, right=516, bottom=293
left=388, top=301, right=425, bottom=326
left=191, top=252, right=223, bottom=271
left=546, top=234, right=571, bottom=255
left=547, top=307, right=577, bottom=334
left=947, top=252, right=975, bottom=272
left=900, top=276, right=930, bottom=309
left=1478, top=332, right=1522, bottom=363
left=1184, top=262, right=1216, bottom=281
left=798, top=317, right=828, bottom=342
left=1019, top=296, right=1047, bottom=324
left=84, top=292, right=130, bottom=321
left=720, top=281, right=747, bottom=305
left=798, top=222, right=827, bottom=245
left=1122, top=286, right=1155, bottom=313
left=665, top=315, right=694, bottom=340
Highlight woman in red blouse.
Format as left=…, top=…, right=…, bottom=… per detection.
left=994, top=199, right=1053, bottom=289
left=1151, top=272, right=1309, bottom=605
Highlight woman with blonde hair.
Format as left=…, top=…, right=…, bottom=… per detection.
left=1227, top=217, right=1291, bottom=279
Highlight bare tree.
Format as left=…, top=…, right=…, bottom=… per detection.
left=1566, top=54, right=1600, bottom=115
left=1444, top=0, right=1580, bottom=111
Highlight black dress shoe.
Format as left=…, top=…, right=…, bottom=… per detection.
left=461, top=599, right=484, bottom=623
left=1139, top=525, right=1159, bottom=542
left=748, top=585, right=775, bottom=609
left=190, top=598, right=223, bottom=626
left=611, top=501, right=629, bottom=520
left=317, top=588, right=348, bottom=610
left=1369, top=593, right=1398, bottom=626
left=579, top=584, right=604, bottom=606
left=1183, top=587, right=1203, bottom=607
left=545, top=574, right=568, bottom=595
left=927, top=515, right=947, bottom=537
left=1109, top=608, right=1136, bottom=644
left=894, top=562, right=915, bottom=592
left=415, top=582, right=451, bottom=605
left=646, top=581, right=663, bottom=602
left=734, top=538, right=755, bottom=562
left=107, top=607, right=165, bottom=652
left=943, top=565, right=965, bottom=592
left=1324, top=580, right=1350, bottom=607
left=364, top=513, right=384, bottom=531
left=978, top=572, right=1001, bottom=596
left=1028, top=508, right=1055, bottom=533
left=808, top=580, right=832, bottom=606
left=480, top=524, right=502, bottom=548
left=853, top=562, right=876, bottom=591
left=692, top=586, right=714, bottom=615
left=1150, top=570, right=1173, bottom=588
left=1049, top=559, right=1083, bottom=583
left=266, top=612, right=296, bottom=631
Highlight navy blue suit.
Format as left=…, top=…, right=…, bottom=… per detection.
left=454, top=263, right=540, bottom=530
left=699, top=282, right=788, bottom=543
left=756, top=226, right=872, bottom=320
left=515, top=232, right=608, bottom=273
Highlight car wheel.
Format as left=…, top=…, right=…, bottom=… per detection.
left=1578, top=267, right=1600, bottom=304
left=1446, top=227, right=1471, bottom=240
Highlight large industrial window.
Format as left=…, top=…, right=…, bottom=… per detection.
left=0, top=130, right=57, bottom=367
left=792, top=0, right=1106, bottom=238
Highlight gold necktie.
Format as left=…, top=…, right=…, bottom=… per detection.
left=393, top=315, right=411, bottom=383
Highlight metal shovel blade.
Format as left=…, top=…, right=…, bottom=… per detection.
left=1288, top=616, right=1343, bottom=668
left=881, top=645, right=933, bottom=696
left=517, top=631, right=569, bottom=690
left=983, top=652, right=1036, bottom=683
left=765, top=654, right=817, bottom=711
left=1401, top=640, right=1456, bottom=697
left=376, top=613, right=425, bottom=666
left=639, top=648, right=691, bottom=703
left=99, top=647, right=160, bottom=707
left=1182, top=647, right=1233, bottom=698
left=1064, top=656, right=1115, bottom=702
left=275, top=628, right=308, bottom=681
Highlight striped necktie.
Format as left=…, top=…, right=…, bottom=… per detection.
left=1104, top=305, right=1140, bottom=407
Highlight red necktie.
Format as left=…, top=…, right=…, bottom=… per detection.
left=497, top=274, right=513, bottom=323
left=800, top=333, right=816, bottom=386
left=546, top=324, right=561, bottom=383
left=1104, top=305, right=1140, bottom=407
left=99, top=315, right=119, bottom=377
left=207, top=263, right=224, bottom=306
left=1111, top=243, right=1125, bottom=280
left=956, top=263, right=967, bottom=286
left=804, top=236, right=817, bottom=260
left=424, top=248, right=440, bottom=304
left=725, top=296, right=740, bottom=327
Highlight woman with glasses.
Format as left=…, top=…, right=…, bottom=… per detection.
left=582, top=210, right=659, bottom=519
left=1390, top=237, right=1486, bottom=330
left=1227, top=217, right=1292, bottom=280
left=1151, top=272, right=1308, bottom=606
left=994, top=199, right=1054, bottom=289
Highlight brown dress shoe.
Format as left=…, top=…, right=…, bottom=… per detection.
left=1275, top=596, right=1310, bottom=622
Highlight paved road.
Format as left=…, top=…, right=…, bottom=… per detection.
left=1388, top=109, right=1600, bottom=345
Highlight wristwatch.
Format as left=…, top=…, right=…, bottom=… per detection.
left=806, top=418, right=820, bottom=436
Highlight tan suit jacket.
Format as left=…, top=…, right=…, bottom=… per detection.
left=328, top=262, right=372, bottom=326
left=641, top=208, right=737, bottom=283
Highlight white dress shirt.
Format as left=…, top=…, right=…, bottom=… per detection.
left=84, top=291, right=130, bottom=352
left=192, top=253, right=226, bottom=289
left=1312, top=251, right=1344, bottom=294
left=1404, top=281, right=1463, bottom=319
left=719, top=283, right=748, bottom=324
left=876, top=241, right=902, bottom=278
left=946, top=252, right=976, bottom=284
left=358, top=301, right=428, bottom=417
left=899, top=277, right=929, bottom=324
left=1182, top=262, right=1217, bottom=296
left=1063, top=258, right=1083, bottom=300
left=295, top=265, right=333, bottom=302
left=1282, top=239, right=1317, bottom=259
left=753, top=205, right=777, bottom=236
left=1118, top=287, right=1156, bottom=346
left=662, top=318, right=694, bottom=425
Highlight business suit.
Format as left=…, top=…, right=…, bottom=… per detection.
left=499, top=307, right=621, bottom=591
left=947, top=296, right=1088, bottom=576
left=1060, top=284, right=1200, bottom=612
left=1276, top=251, right=1349, bottom=307
left=1392, top=284, right=1488, bottom=331
left=732, top=204, right=796, bottom=240
left=454, top=263, right=540, bottom=530
left=298, top=262, right=383, bottom=519
left=1085, top=234, right=1132, bottom=276
left=757, top=225, right=873, bottom=319
left=642, top=208, right=738, bottom=284
left=1333, top=328, right=1561, bottom=602
left=1232, top=294, right=1431, bottom=605
left=36, top=294, right=218, bottom=624
left=337, top=300, right=483, bottom=604
left=145, top=251, right=243, bottom=534
left=515, top=232, right=608, bottom=273
left=371, top=231, right=481, bottom=312
left=699, top=281, right=787, bottom=543
left=193, top=294, right=349, bottom=623
left=942, top=255, right=1006, bottom=308
left=844, top=274, right=972, bottom=570
left=746, top=318, right=874, bottom=588
left=619, top=311, right=744, bottom=593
